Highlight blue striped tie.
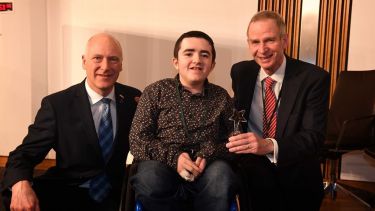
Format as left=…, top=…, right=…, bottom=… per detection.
left=89, top=98, right=113, bottom=202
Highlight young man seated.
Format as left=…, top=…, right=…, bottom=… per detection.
left=129, top=31, right=238, bottom=211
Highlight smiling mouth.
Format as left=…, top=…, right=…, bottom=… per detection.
left=97, top=74, right=113, bottom=78
left=190, top=66, right=203, bottom=71
left=258, top=54, right=274, bottom=62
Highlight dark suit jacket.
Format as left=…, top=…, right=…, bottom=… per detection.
left=1, top=80, right=141, bottom=197
left=231, top=57, right=330, bottom=207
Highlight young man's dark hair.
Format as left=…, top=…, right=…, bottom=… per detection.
left=173, top=30, right=216, bottom=62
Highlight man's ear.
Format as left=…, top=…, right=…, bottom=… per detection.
left=211, top=61, right=216, bottom=71
left=82, top=55, right=86, bottom=69
left=282, top=34, right=289, bottom=49
left=172, top=57, right=179, bottom=70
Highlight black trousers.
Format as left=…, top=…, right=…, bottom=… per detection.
left=2, top=179, right=120, bottom=211
left=234, top=155, right=324, bottom=211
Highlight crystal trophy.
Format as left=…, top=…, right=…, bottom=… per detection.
left=229, top=109, right=247, bottom=136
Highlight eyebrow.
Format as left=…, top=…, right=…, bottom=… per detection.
left=183, top=48, right=211, bottom=55
left=90, top=54, right=120, bottom=58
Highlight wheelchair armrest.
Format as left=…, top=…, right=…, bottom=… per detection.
left=119, top=163, right=139, bottom=211
left=335, top=114, right=375, bottom=150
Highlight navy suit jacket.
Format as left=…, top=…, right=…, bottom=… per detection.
left=231, top=57, right=330, bottom=190
left=2, top=80, right=141, bottom=196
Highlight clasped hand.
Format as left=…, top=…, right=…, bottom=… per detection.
left=177, top=152, right=206, bottom=182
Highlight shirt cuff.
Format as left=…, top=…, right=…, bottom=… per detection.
left=265, top=138, right=278, bottom=165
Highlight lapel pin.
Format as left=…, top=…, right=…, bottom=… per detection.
left=119, top=94, right=125, bottom=103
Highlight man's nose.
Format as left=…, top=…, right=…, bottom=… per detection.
left=101, top=58, right=110, bottom=69
left=192, top=53, right=201, bottom=63
left=258, top=42, right=268, bottom=53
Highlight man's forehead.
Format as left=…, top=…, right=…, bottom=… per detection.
left=85, top=34, right=121, bottom=52
left=248, top=33, right=278, bottom=40
left=249, top=19, right=279, bottom=31
left=86, top=42, right=122, bottom=56
left=248, top=24, right=281, bottom=38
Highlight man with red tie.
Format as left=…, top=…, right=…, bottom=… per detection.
left=226, top=11, right=330, bottom=211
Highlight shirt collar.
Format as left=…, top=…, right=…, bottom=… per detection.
left=85, top=79, right=116, bottom=105
left=259, top=55, right=286, bottom=83
left=174, top=74, right=209, bottom=96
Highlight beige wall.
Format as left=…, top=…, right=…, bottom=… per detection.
left=0, top=0, right=255, bottom=156
left=0, top=0, right=374, bottom=157
left=347, top=0, right=375, bottom=70
left=45, top=0, right=254, bottom=94
left=0, top=0, right=48, bottom=156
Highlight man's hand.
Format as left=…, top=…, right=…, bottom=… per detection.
left=194, top=156, right=206, bottom=173
left=177, top=153, right=206, bottom=181
left=10, top=180, right=40, bottom=211
left=226, top=132, right=273, bottom=155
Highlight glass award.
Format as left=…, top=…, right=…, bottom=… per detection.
left=229, top=109, right=247, bottom=136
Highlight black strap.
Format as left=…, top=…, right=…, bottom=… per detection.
left=174, top=79, right=208, bottom=140
left=175, top=80, right=190, bottom=138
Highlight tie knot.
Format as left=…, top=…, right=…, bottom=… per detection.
left=101, top=98, right=111, bottom=105
left=264, top=77, right=276, bottom=88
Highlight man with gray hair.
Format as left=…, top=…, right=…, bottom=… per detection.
left=1, top=33, right=141, bottom=211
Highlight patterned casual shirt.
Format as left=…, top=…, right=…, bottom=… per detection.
left=130, top=75, right=234, bottom=169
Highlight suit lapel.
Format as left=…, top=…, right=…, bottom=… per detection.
left=238, top=62, right=259, bottom=121
left=74, top=81, right=102, bottom=155
left=112, top=83, right=133, bottom=153
left=114, top=84, right=126, bottom=141
left=276, top=58, right=301, bottom=138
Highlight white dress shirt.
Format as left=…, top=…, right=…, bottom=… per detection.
left=85, top=80, right=117, bottom=141
left=247, top=56, right=286, bottom=164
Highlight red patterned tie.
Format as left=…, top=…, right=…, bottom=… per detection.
left=263, top=77, right=277, bottom=138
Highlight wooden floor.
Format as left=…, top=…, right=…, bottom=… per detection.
left=0, top=167, right=374, bottom=211
left=321, top=180, right=375, bottom=211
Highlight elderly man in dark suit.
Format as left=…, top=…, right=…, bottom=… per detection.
left=226, top=11, right=330, bottom=211
left=1, top=33, right=141, bottom=211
